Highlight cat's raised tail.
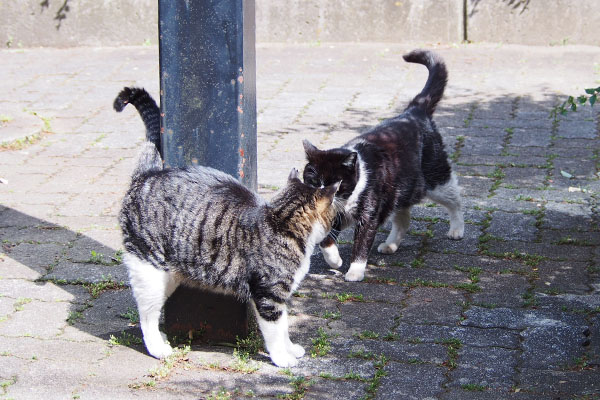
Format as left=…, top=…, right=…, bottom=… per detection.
left=403, top=49, right=448, bottom=116
left=114, top=87, right=162, bottom=158
left=114, top=87, right=163, bottom=179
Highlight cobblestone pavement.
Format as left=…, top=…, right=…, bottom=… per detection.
left=1, top=43, right=600, bottom=399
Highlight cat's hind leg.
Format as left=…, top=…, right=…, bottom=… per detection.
left=377, top=207, right=411, bottom=254
left=124, top=253, right=180, bottom=359
left=426, top=173, right=464, bottom=239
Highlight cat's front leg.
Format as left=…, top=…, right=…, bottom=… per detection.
left=252, top=300, right=300, bottom=367
left=320, top=235, right=343, bottom=269
left=345, top=218, right=379, bottom=282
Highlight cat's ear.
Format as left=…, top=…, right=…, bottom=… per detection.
left=322, top=180, right=342, bottom=200
left=342, top=152, right=357, bottom=169
left=303, top=140, right=319, bottom=157
left=288, top=168, right=301, bottom=183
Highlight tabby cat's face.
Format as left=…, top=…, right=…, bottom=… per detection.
left=302, top=140, right=358, bottom=200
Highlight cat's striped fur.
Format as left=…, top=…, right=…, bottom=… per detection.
left=115, top=87, right=340, bottom=367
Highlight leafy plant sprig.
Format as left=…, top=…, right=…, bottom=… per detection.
left=551, top=87, right=599, bottom=119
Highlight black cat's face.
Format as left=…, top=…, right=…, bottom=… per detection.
left=302, top=140, right=358, bottom=200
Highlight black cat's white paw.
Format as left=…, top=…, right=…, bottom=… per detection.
left=377, top=242, right=398, bottom=254
left=345, top=261, right=366, bottom=282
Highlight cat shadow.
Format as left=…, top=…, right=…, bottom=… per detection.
left=0, top=206, right=147, bottom=354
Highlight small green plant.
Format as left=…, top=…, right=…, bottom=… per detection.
left=0, top=115, right=13, bottom=123
left=87, top=275, right=127, bottom=298
left=67, top=311, right=83, bottom=325
left=108, top=331, right=143, bottom=347
left=410, top=257, right=426, bottom=268
left=551, top=87, right=599, bottom=120
left=321, top=310, right=341, bottom=320
left=278, top=374, right=313, bottom=400
left=230, top=348, right=260, bottom=374
left=335, top=292, right=364, bottom=303
left=354, top=330, right=379, bottom=340
left=364, top=277, right=397, bottom=284
left=438, top=338, right=462, bottom=370
left=88, top=250, right=122, bottom=266
left=0, top=376, right=16, bottom=394
left=382, top=332, right=400, bottom=341
left=119, top=307, right=139, bottom=324
left=235, top=330, right=263, bottom=356
left=462, top=383, right=487, bottom=391
left=348, top=349, right=376, bottom=360
left=310, top=327, right=331, bottom=357
left=522, top=291, right=538, bottom=308
left=147, top=345, right=190, bottom=380
left=364, top=355, right=389, bottom=399
left=13, top=297, right=32, bottom=311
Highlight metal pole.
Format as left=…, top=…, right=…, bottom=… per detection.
left=158, top=0, right=256, bottom=342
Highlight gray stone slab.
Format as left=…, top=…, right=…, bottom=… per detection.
left=44, top=260, right=128, bottom=285
left=471, top=274, right=530, bottom=308
left=534, top=260, right=592, bottom=294
left=377, top=362, right=446, bottom=400
left=521, top=325, right=589, bottom=370
left=449, top=346, right=518, bottom=390
left=462, top=306, right=587, bottom=330
left=518, top=368, right=600, bottom=396
left=304, top=377, right=366, bottom=400
left=487, top=211, right=538, bottom=241
left=399, top=287, right=465, bottom=325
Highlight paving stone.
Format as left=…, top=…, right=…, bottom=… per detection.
left=521, top=325, right=589, bottom=370
left=74, top=289, right=137, bottom=339
left=487, top=210, right=538, bottom=241
left=462, top=306, right=587, bottom=330
left=449, top=345, right=518, bottom=390
left=44, top=259, right=128, bottom=286
left=471, top=273, right=530, bottom=308
left=399, top=287, right=465, bottom=325
left=377, top=362, right=446, bottom=399
left=330, top=336, right=448, bottom=364
left=304, top=377, right=366, bottom=400
left=518, top=368, right=600, bottom=396
left=439, top=389, right=541, bottom=399
left=534, top=260, right=592, bottom=294
left=485, top=240, right=592, bottom=262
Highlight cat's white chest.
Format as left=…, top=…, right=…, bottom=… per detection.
left=291, top=222, right=325, bottom=293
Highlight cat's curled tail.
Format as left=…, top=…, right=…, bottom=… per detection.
left=114, top=87, right=162, bottom=157
left=403, top=49, right=448, bottom=116
left=114, top=87, right=163, bottom=179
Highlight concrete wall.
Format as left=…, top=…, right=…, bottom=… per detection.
left=255, top=0, right=463, bottom=43
left=1, top=0, right=158, bottom=48
left=466, top=0, right=600, bottom=46
left=1, top=0, right=598, bottom=48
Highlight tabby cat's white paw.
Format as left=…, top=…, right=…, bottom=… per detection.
left=377, top=242, right=398, bottom=254
left=321, top=245, right=343, bottom=269
left=270, top=350, right=299, bottom=368
left=288, top=343, right=305, bottom=358
left=345, top=261, right=366, bottom=282
left=146, top=341, right=173, bottom=359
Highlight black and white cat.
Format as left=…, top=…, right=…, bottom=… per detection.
left=114, top=87, right=340, bottom=367
left=302, top=49, right=464, bottom=282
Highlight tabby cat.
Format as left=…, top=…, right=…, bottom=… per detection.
left=114, top=87, right=340, bottom=367
left=302, top=49, right=464, bottom=282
